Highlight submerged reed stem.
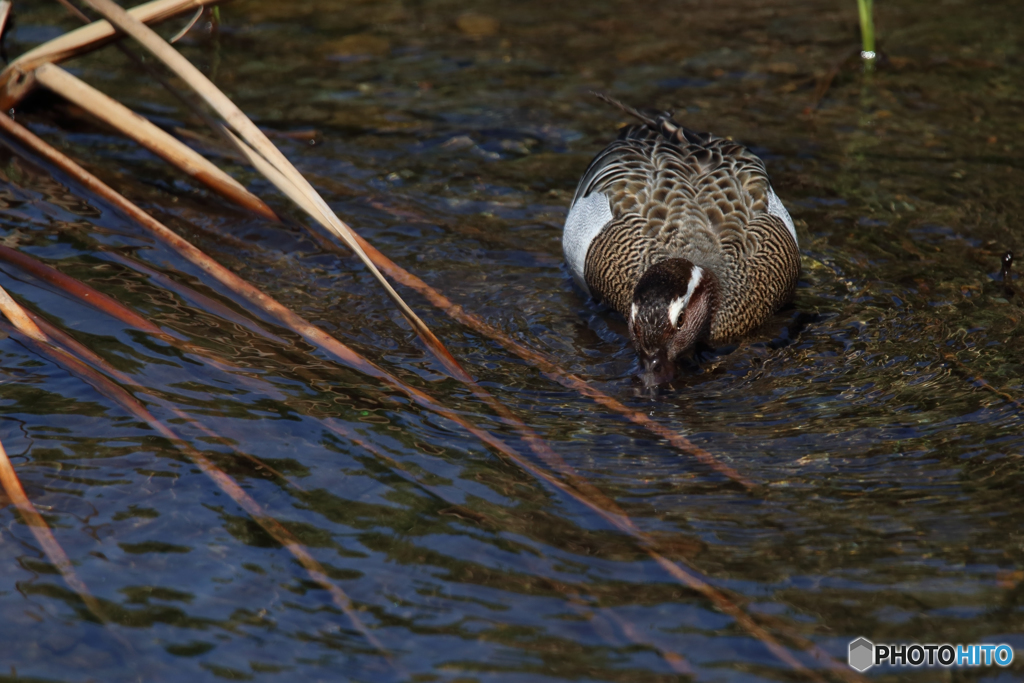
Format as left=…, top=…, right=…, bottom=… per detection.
left=0, top=434, right=111, bottom=624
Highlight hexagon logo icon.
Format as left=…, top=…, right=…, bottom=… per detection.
left=849, top=637, right=874, bottom=672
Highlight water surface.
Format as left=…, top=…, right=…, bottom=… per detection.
left=1, top=0, right=1022, bottom=681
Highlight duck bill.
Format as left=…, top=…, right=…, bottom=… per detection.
left=640, top=352, right=676, bottom=388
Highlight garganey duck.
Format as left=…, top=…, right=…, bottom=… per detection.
left=563, top=95, right=800, bottom=386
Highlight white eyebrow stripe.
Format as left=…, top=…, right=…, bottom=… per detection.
left=668, top=266, right=704, bottom=327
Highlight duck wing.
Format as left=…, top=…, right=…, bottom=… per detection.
left=565, top=103, right=799, bottom=323
left=574, top=118, right=776, bottom=255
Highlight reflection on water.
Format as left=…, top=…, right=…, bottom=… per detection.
left=1, top=0, right=1023, bottom=680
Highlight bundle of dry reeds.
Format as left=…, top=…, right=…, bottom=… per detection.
left=0, top=2, right=875, bottom=680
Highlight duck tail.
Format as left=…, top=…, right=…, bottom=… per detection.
left=591, top=92, right=666, bottom=128
left=592, top=92, right=708, bottom=146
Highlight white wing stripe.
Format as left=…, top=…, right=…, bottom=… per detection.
left=766, top=186, right=798, bottom=247
left=563, top=192, right=613, bottom=295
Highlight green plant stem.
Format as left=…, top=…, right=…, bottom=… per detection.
left=857, top=0, right=876, bottom=72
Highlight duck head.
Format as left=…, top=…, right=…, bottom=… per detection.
left=628, top=258, right=718, bottom=387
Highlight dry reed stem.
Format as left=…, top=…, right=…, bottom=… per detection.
left=98, top=250, right=290, bottom=345
left=372, top=395, right=822, bottom=678
left=0, top=244, right=165, bottom=336
left=169, top=6, right=205, bottom=43
left=54, top=0, right=262, bottom=204
left=0, top=114, right=840, bottom=678
left=0, top=402, right=110, bottom=624
left=0, top=287, right=388, bottom=660
left=33, top=63, right=277, bottom=220
left=81, top=0, right=465, bottom=381
left=0, top=2, right=10, bottom=42
left=0, top=0, right=221, bottom=108
left=26, top=310, right=110, bottom=370
left=0, top=283, right=46, bottom=341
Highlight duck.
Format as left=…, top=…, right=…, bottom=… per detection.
left=563, top=95, right=800, bottom=387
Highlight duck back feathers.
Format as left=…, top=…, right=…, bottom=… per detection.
left=563, top=100, right=800, bottom=344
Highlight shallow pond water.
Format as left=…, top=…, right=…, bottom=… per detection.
left=1, top=0, right=1022, bottom=681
